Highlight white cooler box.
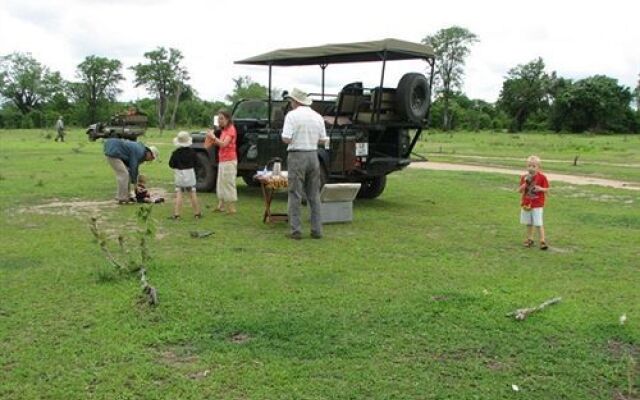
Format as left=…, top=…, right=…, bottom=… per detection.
left=319, top=183, right=361, bottom=223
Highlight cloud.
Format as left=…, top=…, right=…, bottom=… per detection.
left=4, top=0, right=62, bottom=32
left=1, top=0, right=638, bottom=104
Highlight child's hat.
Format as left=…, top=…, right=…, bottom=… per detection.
left=173, top=131, right=193, bottom=147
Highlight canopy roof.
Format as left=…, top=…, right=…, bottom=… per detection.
left=235, top=38, right=434, bottom=66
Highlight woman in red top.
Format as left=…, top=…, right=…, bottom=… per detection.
left=206, top=110, right=238, bottom=214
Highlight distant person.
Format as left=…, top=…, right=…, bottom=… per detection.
left=205, top=110, right=238, bottom=214
left=103, top=138, right=159, bottom=204
left=54, top=116, right=65, bottom=142
left=169, top=131, right=201, bottom=219
left=135, top=175, right=164, bottom=204
left=519, top=155, right=550, bottom=250
left=281, top=88, right=328, bottom=240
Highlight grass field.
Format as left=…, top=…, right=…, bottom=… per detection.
left=1, top=129, right=639, bottom=399
left=414, top=131, right=640, bottom=183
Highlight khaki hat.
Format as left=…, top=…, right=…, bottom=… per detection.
left=173, top=131, right=193, bottom=148
left=147, top=146, right=159, bottom=161
left=285, top=87, right=312, bottom=106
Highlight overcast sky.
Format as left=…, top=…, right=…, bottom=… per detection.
left=1, top=0, right=638, bottom=103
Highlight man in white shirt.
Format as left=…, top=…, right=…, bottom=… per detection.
left=281, top=88, right=328, bottom=240
left=54, top=116, right=65, bottom=142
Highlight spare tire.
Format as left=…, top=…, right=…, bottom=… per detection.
left=195, top=151, right=217, bottom=192
left=396, top=73, right=430, bottom=124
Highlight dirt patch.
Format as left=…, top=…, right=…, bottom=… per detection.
left=17, top=198, right=117, bottom=218
left=410, top=162, right=640, bottom=191
left=426, top=153, right=640, bottom=168
left=229, top=332, right=251, bottom=344
left=187, top=369, right=211, bottom=380
left=484, top=359, right=508, bottom=371
left=548, top=246, right=575, bottom=254
left=17, top=188, right=170, bottom=219
left=156, top=344, right=200, bottom=367
left=612, top=391, right=639, bottom=400
left=607, top=340, right=640, bottom=360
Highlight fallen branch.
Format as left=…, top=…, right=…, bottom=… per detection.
left=506, top=297, right=562, bottom=321
left=140, top=268, right=158, bottom=306
left=190, top=230, right=215, bottom=239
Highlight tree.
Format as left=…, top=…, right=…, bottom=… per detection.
left=74, top=55, right=124, bottom=124
left=551, top=75, right=634, bottom=133
left=497, top=57, right=551, bottom=132
left=422, top=26, right=479, bottom=131
left=225, top=76, right=269, bottom=104
left=0, top=52, right=64, bottom=115
left=429, top=93, right=495, bottom=131
left=130, top=47, right=189, bottom=131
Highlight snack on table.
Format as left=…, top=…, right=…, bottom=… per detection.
left=265, top=175, right=288, bottom=189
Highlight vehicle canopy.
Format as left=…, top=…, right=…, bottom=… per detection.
left=234, top=38, right=435, bottom=128
left=234, top=38, right=435, bottom=66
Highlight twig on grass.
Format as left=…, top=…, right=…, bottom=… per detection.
left=89, top=217, right=128, bottom=272
left=506, top=297, right=562, bottom=321
left=89, top=206, right=160, bottom=308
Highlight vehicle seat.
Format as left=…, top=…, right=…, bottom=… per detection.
left=271, top=107, right=285, bottom=128
left=330, top=82, right=363, bottom=126
left=335, top=82, right=363, bottom=117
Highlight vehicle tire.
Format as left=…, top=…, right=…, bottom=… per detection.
left=396, top=73, right=430, bottom=124
left=242, top=173, right=261, bottom=187
left=195, top=151, right=217, bottom=192
left=357, top=175, right=387, bottom=199
left=319, top=163, right=328, bottom=189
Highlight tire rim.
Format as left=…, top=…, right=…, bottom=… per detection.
left=411, top=86, right=427, bottom=112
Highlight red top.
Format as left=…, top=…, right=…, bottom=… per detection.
left=520, top=172, right=549, bottom=208
left=218, top=125, right=237, bottom=162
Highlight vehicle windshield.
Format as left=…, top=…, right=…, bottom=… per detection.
left=232, top=99, right=288, bottom=120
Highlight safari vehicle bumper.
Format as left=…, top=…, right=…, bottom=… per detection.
left=359, top=157, right=411, bottom=175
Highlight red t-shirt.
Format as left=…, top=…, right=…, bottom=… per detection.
left=218, top=125, right=237, bottom=162
left=520, top=172, right=549, bottom=208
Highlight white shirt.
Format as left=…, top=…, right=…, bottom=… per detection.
left=281, top=106, right=327, bottom=151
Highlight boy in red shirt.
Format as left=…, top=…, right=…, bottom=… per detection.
left=518, top=155, right=550, bottom=250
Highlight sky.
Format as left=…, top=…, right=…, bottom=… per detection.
left=1, top=0, right=638, bottom=104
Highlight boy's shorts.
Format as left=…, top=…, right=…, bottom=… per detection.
left=175, top=186, right=196, bottom=193
left=520, top=207, right=543, bottom=227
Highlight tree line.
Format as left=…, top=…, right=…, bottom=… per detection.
left=1, top=31, right=639, bottom=133
left=0, top=48, right=242, bottom=131
left=422, top=27, right=640, bottom=133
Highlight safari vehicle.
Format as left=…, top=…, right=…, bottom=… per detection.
left=192, top=38, right=435, bottom=199
left=86, top=108, right=148, bottom=141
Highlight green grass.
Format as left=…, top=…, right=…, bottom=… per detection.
left=1, top=129, right=639, bottom=399
left=415, top=131, right=640, bottom=182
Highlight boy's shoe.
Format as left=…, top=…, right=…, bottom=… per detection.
left=168, top=215, right=180, bottom=220
left=540, top=241, right=549, bottom=250
left=310, top=231, right=323, bottom=239
left=194, top=213, right=202, bottom=219
left=523, top=239, right=534, bottom=248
